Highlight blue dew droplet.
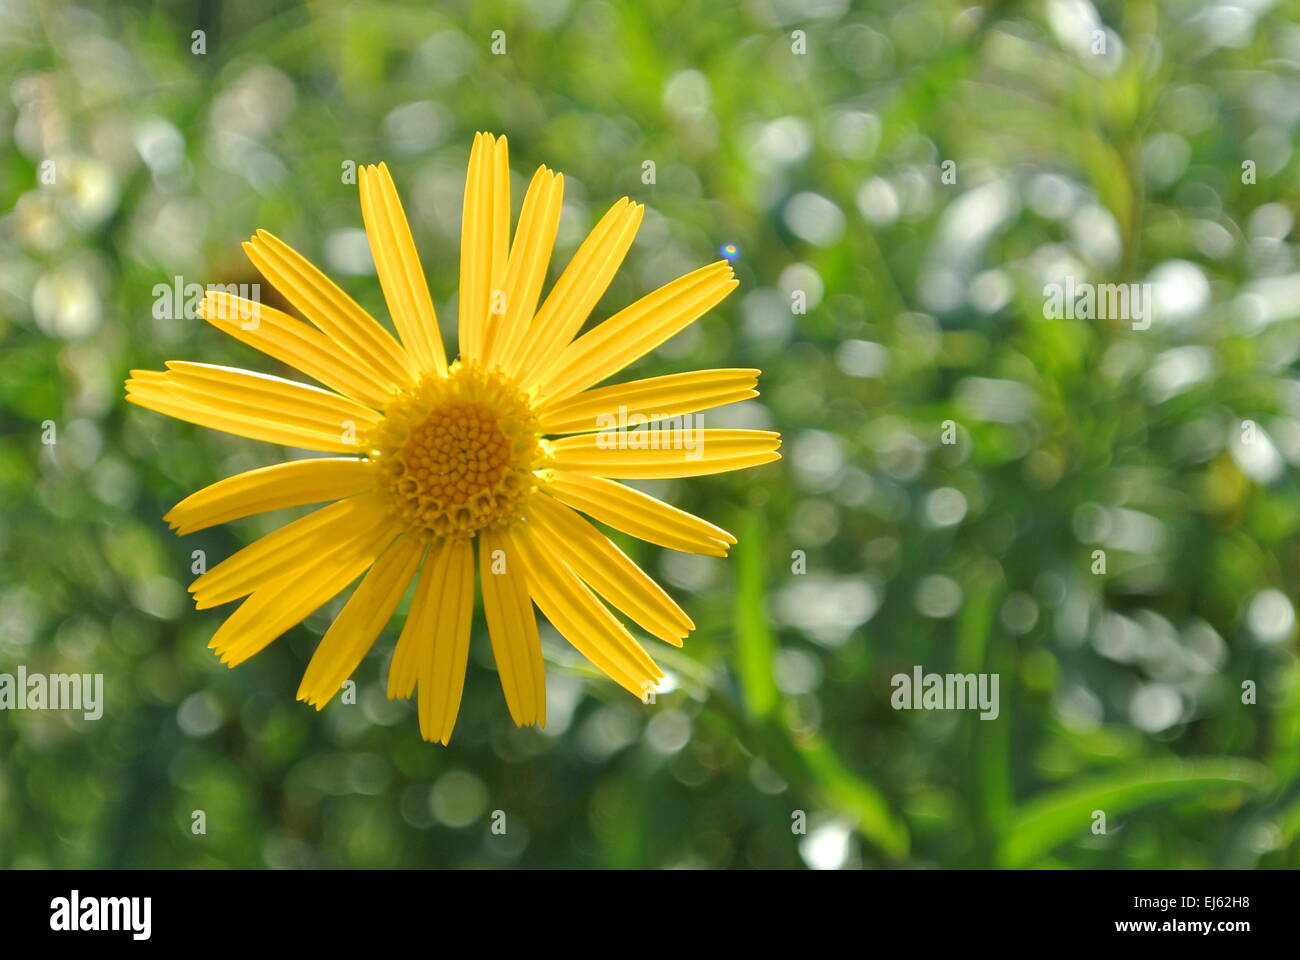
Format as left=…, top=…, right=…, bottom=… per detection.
left=719, top=242, right=741, bottom=261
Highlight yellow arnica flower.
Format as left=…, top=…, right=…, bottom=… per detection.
left=125, top=132, right=780, bottom=743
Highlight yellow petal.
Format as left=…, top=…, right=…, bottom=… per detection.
left=491, top=136, right=511, bottom=302
left=542, top=471, right=735, bottom=556
left=514, top=198, right=644, bottom=389
left=165, top=361, right=380, bottom=428
left=165, top=457, right=375, bottom=535
left=535, top=368, right=760, bottom=434
left=207, top=519, right=399, bottom=667
left=458, top=133, right=511, bottom=362
left=201, top=291, right=395, bottom=409
left=480, top=527, right=546, bottom=727
left=189, top=492, right=391, bottom=609
left=358, top=162, right=448, bottom=374
left=549, top=428, right=782, bottom=478
left=297, top=535, right=424, bottom=709
left=418, top=538, right=475, bottom=738
left=484, top=165, right=563, bottom=372
left=533, top=261, right=737, bottom=405
left=388, top=539, right=449, bottom=700
left=243, top=229, right=417, bottom=387
left=386, top=538, right=475, bottom=744
left=529, top=494, right=691, bottom=646
left=511, top=519, right=663, bottom=699
left=126, top=367, right=369, bottom=454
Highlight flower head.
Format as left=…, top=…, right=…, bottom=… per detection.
left=126, top=133, right=780, bottom=743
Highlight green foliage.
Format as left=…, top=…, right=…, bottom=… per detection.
left=1, top=0, right=1299, bottom=869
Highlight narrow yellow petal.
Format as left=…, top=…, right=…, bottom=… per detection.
left=385, top=555, right=426, bottom=702
left=491, top=136, right=511, bottom=306
left=358, top=163, right=448, bottom=374
left=529, top=494, right=691, bottom=647
left=388, top=539, right=475, bottom=744
left=458, top=133, right=488, bottom=359
left=386, top=540, right=448, bottom=701
left=190, top=492, right=391, bottom=608
left=163, top=361, right=382, bottom=429
left=207, top=519, right=399, bottom=667
left=485, top=165, right=563, bottom=372
left=533, top=261, right=738, bottom=405
left=164, top=457, right=375, bottom=535
left=549, top=428, right=781, bottom=478
left=416, top=539, right=475, bottom=743
left=542, top=471, right=735, bottom=556
left=458, top=133, right=510, bottom=362
left=535, top=368, right=760, bottom=434
left=201, top=292, right=395, bottom=409
left=514, top=198, right=644, bottom=389
left=512, top=519, right=663, bottom=699
left=243, top=229, right=417, bottom=387
left=480, top=528, right=546, bottom=727
left=126, top=369, right=365, bottom=454
left=297, top=535, right=424, bottom=709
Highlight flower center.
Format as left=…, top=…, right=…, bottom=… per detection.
left=367, top=362, right=546, bottom=541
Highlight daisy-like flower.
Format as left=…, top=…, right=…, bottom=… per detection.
left=126, top=132, right=780, bottom=743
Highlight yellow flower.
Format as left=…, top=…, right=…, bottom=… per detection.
left=125, top=132, right=780, bottom=743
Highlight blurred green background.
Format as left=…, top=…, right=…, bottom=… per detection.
left=2, top=0, right=1300, bottom=869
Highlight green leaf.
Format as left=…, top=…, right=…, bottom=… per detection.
left=797, top=732, right=910, bottom=860
left=1275, top=794, right=1300, bottom=848
left=1268, top=659, right=1300, bottom=783
left=1000, top=758, right=1273, bottom=868
left=730, top=509, right=908, bottom=861
left=733, top=509, right=778, bottom=719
